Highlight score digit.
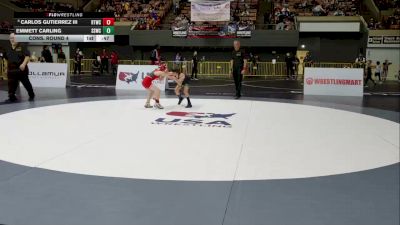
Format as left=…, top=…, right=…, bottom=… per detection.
left=102, top=26, right=115, bottom=35
left=102, top=18, right=115, bottom=26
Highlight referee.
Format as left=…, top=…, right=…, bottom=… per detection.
left=230, top=40, right=247, bottom=99
left=3, top=32, right=35, bottom=103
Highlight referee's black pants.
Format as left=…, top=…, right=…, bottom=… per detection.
left=7, top=69, right=35, bottom=100
left=232, top=68, right=243, bottom=97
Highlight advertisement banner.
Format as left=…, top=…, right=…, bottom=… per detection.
left=304, top=67, right=363, bottom=96
left=25, top=63, right=67, bottom=88
left=367, top=35, right=400, bottom=48
left=172, top=23, right=252, bottom=38
left=115, top=65, right=166, bottom=91
left=191, top=1, right=230, bottom=22
left=236, top=23, right=252, bottom=37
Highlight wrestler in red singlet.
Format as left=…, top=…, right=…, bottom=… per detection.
left=141, top=64, right=166, bottom=89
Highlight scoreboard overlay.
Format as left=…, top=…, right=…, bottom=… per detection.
left=14, top=12, right=115, bottom=43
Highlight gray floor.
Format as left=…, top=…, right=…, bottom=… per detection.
left=0, top=82, right=399, bottom=225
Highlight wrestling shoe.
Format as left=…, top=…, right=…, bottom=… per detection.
left=178, top=96, right=184, bottom=105
left=186, top=104, right=192, bottom=108
left=144, top=103, right=152, bottom=108
left=154, top=103, right=164, bottom=109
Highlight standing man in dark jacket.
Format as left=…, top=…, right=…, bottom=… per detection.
left=100, top=48, right=109, bottom=74
left=110, top=50, right=119, bottom=76
left=191, top=50, right=198, bottom=80
left=41, top=45, right=53, bottom=63
left=285, top=52, right=295, bottom=80
left=3, top=32, right=35, bottom=103
left=74, top=49, right=83, bottom=75
left=230, top=40, right=247, bottom=99
left=150, top=44, right=160, bottom=65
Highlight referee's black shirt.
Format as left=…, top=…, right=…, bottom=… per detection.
left=231, top=49, right=245, bottom=70
left=3, top=44, right=30, bottom=71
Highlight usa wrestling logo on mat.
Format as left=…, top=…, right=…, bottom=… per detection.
left=152, top=112, right=236, bottom=128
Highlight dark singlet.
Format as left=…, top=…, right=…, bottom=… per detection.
left=180, top=73, right=190, bottom=85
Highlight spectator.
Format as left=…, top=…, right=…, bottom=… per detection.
left=355, top=53, right=366, bottom=64
left=285, top=18, right=295, bottom=30
left=30, top=52, right=38, bottom=62
left=58, top=49, right=66, bottom=63
left=368, top=18, right=377, bottom=29
left=285, top=53, right=295, bottom=80
left=382, top=59, right=392, bottom=81
left=174, top=0, right=180, bottom=15
left=111, top=50, right=119, bottom=76
left=0, top=20, right=13, bottom=33
left=312, top=2, right=326, bottom=16
left=355, top=53, right=366, bottom=76
left=292, top=54, right=300, bottom=79
left=304, top=52, right=313, bottom=65
left=150, top=44, right=160, bottom=65
left=191, top=51, right=198, bottom=80
left=92, top=59, right=101, bottom=76
left=92, top=51, right=98, bottom=60
left=375, top=61, right=382, bottom=83
left=249, top=53, right=259, bottom=76
left=41, top=46, right=53, bottom=63
left=276, top=20, right=285, bottom=30
left=264, top=12, right=271, bottom=25
left=364, top=60, right=377, bottom=87
left=333, top=8, right=345, bottom=16
left=100, top=48, right=109, bottom=74
left=174, top=52, right=182, bottom=69
left=74, top=49, right=83, bottom=75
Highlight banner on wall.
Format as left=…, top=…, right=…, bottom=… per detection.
left=172, top=23, right=252, bottom=38
left=367, top=35, right=400, bottom=48
left=115, top=65, right=166, bottom=91
left=191, top=0, right=230, bottom=22
left=25, top=63, right=67, bottom=88
left=304, top=67, right=363, bottom=96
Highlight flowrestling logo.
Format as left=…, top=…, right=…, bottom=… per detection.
left=306, top=78, right=362, bottom=85
left=152, top=111, right=236, bottom=128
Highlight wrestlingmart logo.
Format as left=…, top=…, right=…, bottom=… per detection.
left=152, top=111, right=236, bottom=128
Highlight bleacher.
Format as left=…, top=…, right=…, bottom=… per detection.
left=107, top=0, right=172, bottom=30
left=272, top=0, right=360, bottom=17
left=10, top=0, right=75, bottom=12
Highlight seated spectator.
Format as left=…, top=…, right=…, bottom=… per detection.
left=285, top=18, right=295, bottom=30
left=276, top=20, right=285, bottom=30
left=368, top=18, right=377, bottom=29
left=312, top=2, right=327, bottom=16
left=0, top=20, right=13, bottom=33
left=333, top=8, right=345, bottom=16
left=92, top=60, right=101, bottom=76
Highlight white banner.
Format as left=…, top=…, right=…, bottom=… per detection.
left=367, top=35, right=400, bottom=48
left=304, top=67, right=363, bottom=96
left=115, top=65, right=166, bottom=91
left=191, top=1, right=230, bottom=22
left=26, top=63, right=67, bottom=88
